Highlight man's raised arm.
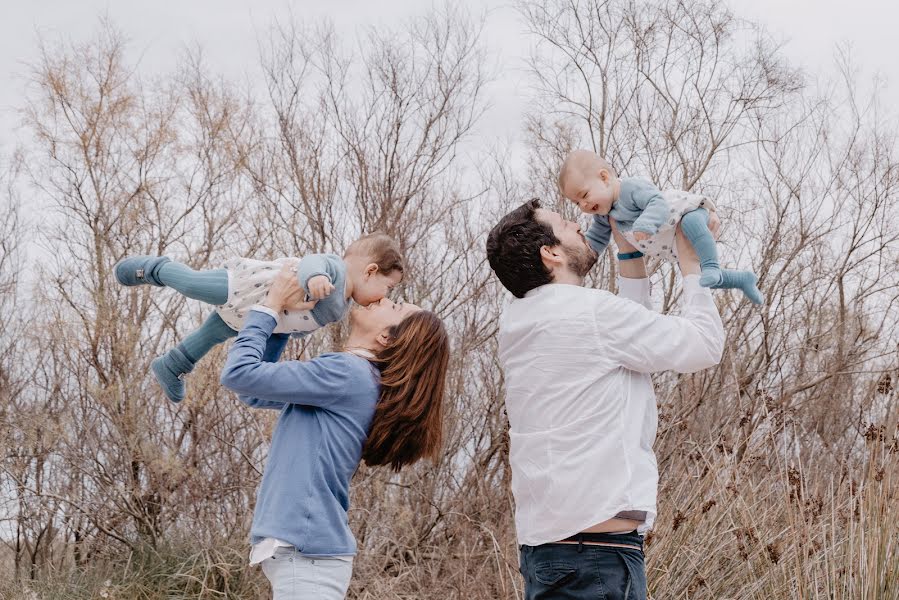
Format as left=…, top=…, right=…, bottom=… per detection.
left=599, top=222, right=725, bottom=373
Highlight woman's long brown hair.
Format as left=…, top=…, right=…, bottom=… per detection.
left=362, top=310, right=450, bottom=471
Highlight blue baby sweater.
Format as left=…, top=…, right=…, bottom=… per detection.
left=585, top=177, right=671, bottom=255
left=220, top=309, right=380, bottom=556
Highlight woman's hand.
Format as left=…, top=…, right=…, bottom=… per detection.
left=264, top=264, right=316, bottom=313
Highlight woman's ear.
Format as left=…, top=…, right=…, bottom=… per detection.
left=375, top=329, right=393, bottom=348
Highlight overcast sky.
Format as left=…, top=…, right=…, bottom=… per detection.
left=1, top=0, right=897, bottom=194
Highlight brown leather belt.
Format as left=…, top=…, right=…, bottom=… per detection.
left=554, top=532, right=643, bottom=552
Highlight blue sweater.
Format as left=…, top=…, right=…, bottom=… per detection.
left=220, top=309, right=380, bottom=556
left=586, top=177, right=672, bottom=255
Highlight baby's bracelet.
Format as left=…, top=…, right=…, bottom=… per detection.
left=617, top=251, right=645, bottom=261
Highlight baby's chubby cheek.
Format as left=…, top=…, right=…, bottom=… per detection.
left=569, top=199, right=599, bottom=215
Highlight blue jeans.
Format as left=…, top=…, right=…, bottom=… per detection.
left=519, top=531, right=647, bottom=599
left=261, top=547, right=353, bottom=600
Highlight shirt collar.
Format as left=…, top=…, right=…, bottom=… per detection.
left=345, top=347, right=376, bottom=360
left=523, top=282, right=583, bottom=299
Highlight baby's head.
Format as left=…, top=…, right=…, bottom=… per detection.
left=558, top=150, right=619, bottom=215
left=344, top=232, right=404, bottom=306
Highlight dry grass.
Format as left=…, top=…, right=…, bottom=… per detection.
left=2, top=420, right=895, bottom=600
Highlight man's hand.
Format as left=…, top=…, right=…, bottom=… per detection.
left=633, top=231, right=651, bottom=243
left=609, top=218, right=637, bottom=252
left=610, top=218, right=647, bottom=279
left=264, top=265, right=313, bottom=313
left=675, top=225, right=701, bottom=276
left=707, top=210, right=721, bottom=240
left=306, top=275, right=335, bottom=300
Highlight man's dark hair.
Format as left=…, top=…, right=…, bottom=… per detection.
left=486, top=199, right=559, bottom=298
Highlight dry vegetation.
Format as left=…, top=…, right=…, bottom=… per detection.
left=1, top=1, right=897, bottom=598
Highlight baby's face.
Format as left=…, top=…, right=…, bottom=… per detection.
left=351, top=268, right=403, bottom=307
left=563, top=169, right=617, bottom=215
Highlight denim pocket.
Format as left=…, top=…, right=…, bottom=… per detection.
left=616, top=549, right=646, bottom=600
left=272, top=546, right=295, bottom=561
left=533, top=561, right=578, bottom=588
left=591, top=548, right=646, bottom=600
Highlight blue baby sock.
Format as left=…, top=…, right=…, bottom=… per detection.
left=679, top=208, right=722, bottom=287
left=115, top=255, right=172, bottom=287
left=713, top=270, right=764, bottom=305
left=152, top=313, right=237, bottom=403
left=152, top=346, right=194, bottom=403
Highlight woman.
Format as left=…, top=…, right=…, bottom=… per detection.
left=220, top=265, right=450, bottom=599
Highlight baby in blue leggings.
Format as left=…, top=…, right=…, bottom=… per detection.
left=115, top=233, right=404, bottom=403
left=558, top=150, right=763, bottom=304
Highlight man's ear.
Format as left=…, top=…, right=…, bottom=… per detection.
left=540, top=244, right=564, bottom=271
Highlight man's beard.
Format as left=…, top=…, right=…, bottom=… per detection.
left=564, top=241, right=598, bottom=277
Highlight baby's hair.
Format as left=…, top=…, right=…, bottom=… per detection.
left=344, top=232, right=404, bottom=277
left=558, top=150, right=617, bottom=194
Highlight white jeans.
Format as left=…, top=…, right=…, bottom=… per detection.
left=260, top=547, right=353, bottom=599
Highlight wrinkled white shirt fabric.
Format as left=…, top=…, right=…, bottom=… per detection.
left=250, top=537, right=294, bottom=565
left=497, top=275, right=725, bottom=546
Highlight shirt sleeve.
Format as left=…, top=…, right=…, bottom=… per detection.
left=251, top=304, right=280, bottom=323
left=296, top=254, right=344, bottom=294
left=598, top=275, right=724, bottom=373
left=233, top=331, right=292, bottom=410
left=220, top=309, right=350, bottom=408
left=627, top=179, right=671, bottom=235
left=617, top=276, right=653, bottom=310
left=585, top=215, right=612, bottom=255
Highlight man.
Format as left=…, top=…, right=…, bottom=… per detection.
left=486, top=199, right=724, bottom=599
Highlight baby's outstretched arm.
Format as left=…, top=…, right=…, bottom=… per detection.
left=585, top=214, right=612, bottom=255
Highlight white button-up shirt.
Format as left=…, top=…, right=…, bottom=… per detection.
left=498, top=275, right=724, bottom=546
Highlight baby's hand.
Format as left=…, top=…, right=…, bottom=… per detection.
left=633, top=231, right=651, bottom=243
left=306, top=275, right=335, bottom=300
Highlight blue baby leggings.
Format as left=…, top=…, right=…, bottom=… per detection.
left=155, top=262, right=234, bottom=363
left=679, top=208, right=763, bottom=303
